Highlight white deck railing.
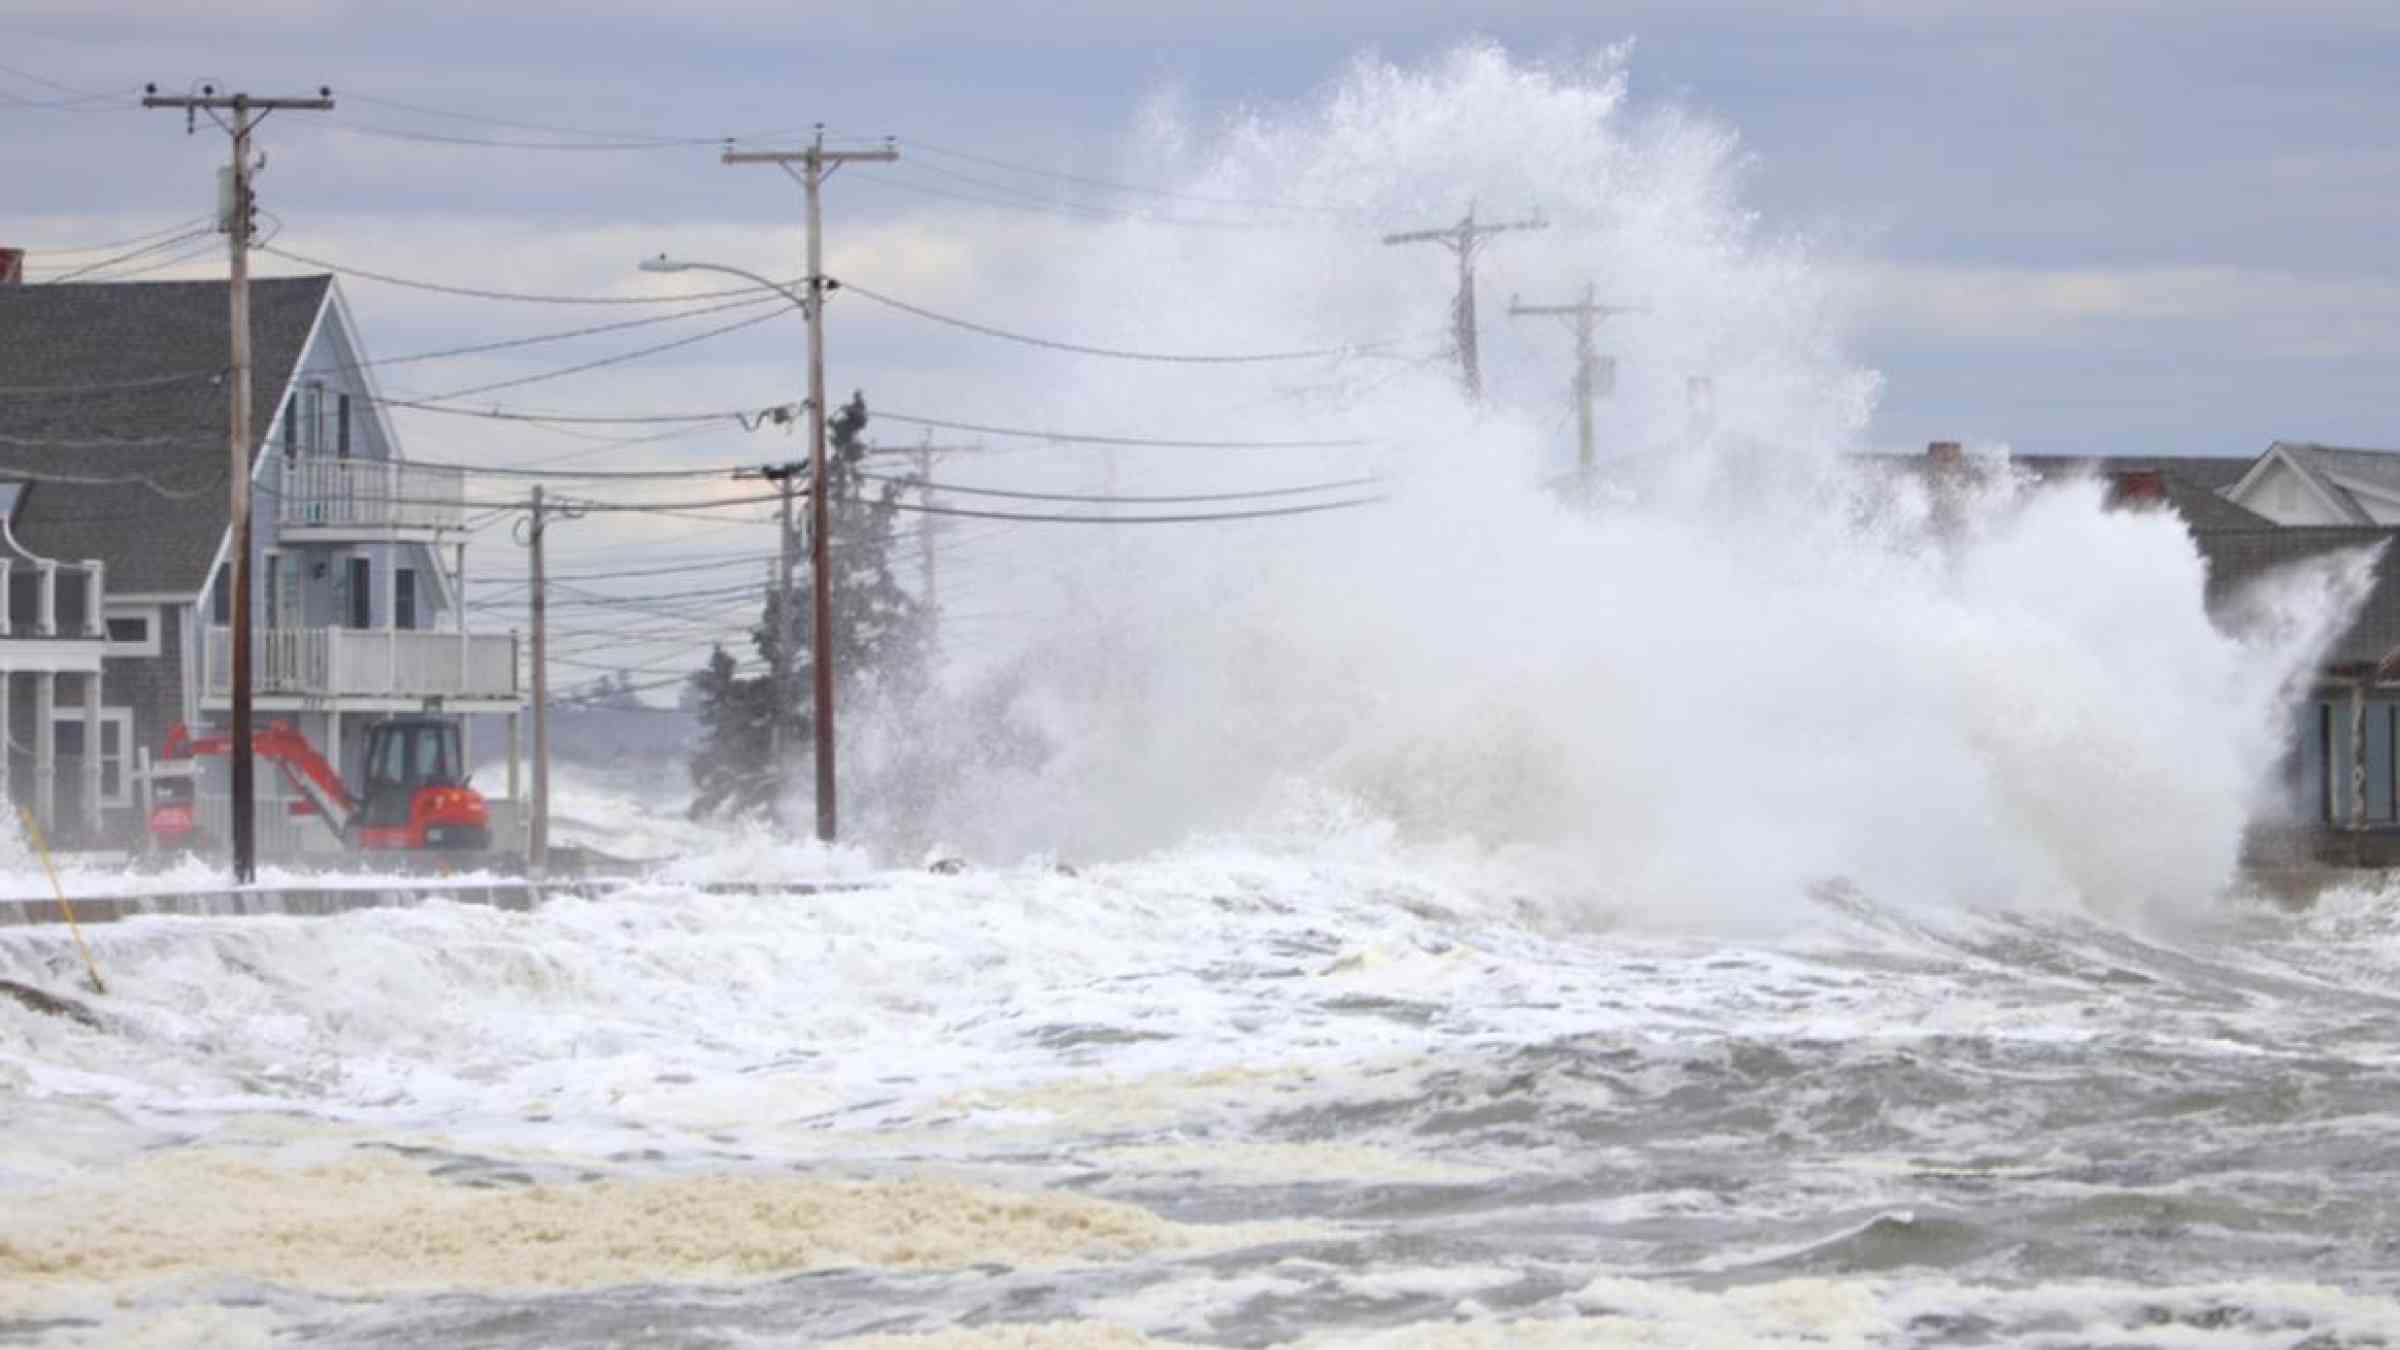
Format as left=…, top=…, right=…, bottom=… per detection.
left=205, top=626, right=518, bottom=701
left=274, top=457, right=465, bottom=533
left=0, top=557, right=104, bottom=639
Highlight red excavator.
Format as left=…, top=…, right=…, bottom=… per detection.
left=150, top=716, right=491, bottom=853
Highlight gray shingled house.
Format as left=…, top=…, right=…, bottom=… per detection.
left=0, top=272, right=523, bottom=850
left=1907, top=442, right=2400, bottom=834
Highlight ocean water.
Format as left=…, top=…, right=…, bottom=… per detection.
left=7, top=42, right=2397, bottom=1345
left=5, top=825, right=2400, bottom=1346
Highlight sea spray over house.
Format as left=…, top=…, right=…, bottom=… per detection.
left=845, top=44, right=2359, bottom=919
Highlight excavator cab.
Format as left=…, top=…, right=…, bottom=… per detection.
left=355, top=717, right=490, bottom=851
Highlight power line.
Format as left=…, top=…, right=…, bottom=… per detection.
left=903, top=139, right=1360, bottom=217
left=256, top=242, right=802, bottom=306
left=839, top=280, right=1394, bottom=365
left=41, top=227, right=214, bottom=284
left=15, top=216, right=214, bottom=258
left=883, top=495, right=1386, bottom=526
left=871, top=408, right=1365, bottom=450
left=399, top=305, right=790, bottom=404
left=868, top=469, right=1382, bottom=504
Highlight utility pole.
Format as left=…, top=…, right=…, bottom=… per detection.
left=723, top=126, right=896, bottom=845
left=1381, top=203, right=1546, bottom=402
left=735, top=459, right=807, bottom=801
left=1509, top=282, right=1644, bottom=503
left=527, top=485, right=549, bottom=875
left=142, top=83, right=333, bottom=883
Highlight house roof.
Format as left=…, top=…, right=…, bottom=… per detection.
left=2267, top=441, right=2400, bottom=525
left=1862, top=451, right=2270, bottom=534
left=0, top=275, right=332, bottom=593
left=2195, top=526, right=2400, bottom=673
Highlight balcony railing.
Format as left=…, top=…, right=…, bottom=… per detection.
left=274, top=457, right=465, bottom=534
left=205, top=626, right=518, bottom=702
left=0, top=557, right=103, bottom=639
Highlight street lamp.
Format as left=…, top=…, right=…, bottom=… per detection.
left=639, top=253, right=835, bottom=843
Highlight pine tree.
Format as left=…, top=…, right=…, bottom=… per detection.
left=686, top=391, right=933, bottom=821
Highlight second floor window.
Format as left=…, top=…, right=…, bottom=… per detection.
left=346, top=557, right=371, bottom=629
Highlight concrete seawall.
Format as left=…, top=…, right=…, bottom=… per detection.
left=0, top=878, right=867, bottom=928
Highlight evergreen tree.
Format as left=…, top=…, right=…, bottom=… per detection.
left=686, top=391, right=933, bottom=821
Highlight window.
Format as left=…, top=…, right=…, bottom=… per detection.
left=346, top=556, right=371, bottom=629
left=303, top=382, right=326, bottom=454
left=103, top=607, right=159, bottom=657
left=283, top=396, right=298, bottom=457
left=264, top=554, right=281, bottom=631
left=395, top=567, right=417, bottom=631
left=337, top=393, right=352, bottom=459
left=211, top=566, right=230, bottom=625
left=53, top=707, right=133, bottom=810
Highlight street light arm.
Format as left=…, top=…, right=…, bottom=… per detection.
left=639, top=256, right=817, bottom=316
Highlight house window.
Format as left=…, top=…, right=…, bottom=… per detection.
left=103, top=607, right=159, bottom=657
left=211, top=566, right=230, bottom=625
left=304, top=382, right=326, bottom=454
left=396, top=567, right=417, bottom=631
left=283, top=396, right=298, bottom=457
left=2321, top=702, right=2335, bottom=825
left=337, top=394, right=352, bottom=459
left=53, top=707, right=134, bottom=810
left=346, top=557, right=371, bottom=629
left=265, top=553, right=282, bottom=631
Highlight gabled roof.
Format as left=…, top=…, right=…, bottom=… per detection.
left=0, top=276, right=332, bottom=593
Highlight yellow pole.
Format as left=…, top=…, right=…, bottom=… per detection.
left=20, top=807, right=105, bottom=996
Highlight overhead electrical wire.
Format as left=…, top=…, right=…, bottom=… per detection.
left=901, top=138, right=1361, bottom=217
left=16, top=216, right=215, bottom=258
left=867, top=469, right=1383, bottom=505
left=881, top=495, right=1386, bottom=526
left=398, top=306, right=790, bottom=404
left=42, top=228, right=214, bottom=284
left=256, top=243, right=800, bottom=306
left=838, top=280, right=1392, bottom=364
left=870, top=408, right=1364, bottom=450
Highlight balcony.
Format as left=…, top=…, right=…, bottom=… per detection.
left=273, top=457, right=465, bottom=539
left=0, top=557, right=106, bottom=670
left=205, top=626, right=519, bottom=707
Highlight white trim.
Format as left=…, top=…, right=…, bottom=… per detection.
left=52, top=704, right=133, bottom=810
left=2229, top=443, right=2364, bottom=525
left=2318, top=469, right=2400, bottom=515
left=325, top=280, right=411, bottom=467
left=101, top=603, right=160, bottom=658
left=105, top=590, right=197, bottom=604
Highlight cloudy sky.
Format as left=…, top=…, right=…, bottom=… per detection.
left=11, top=2, right=2397, bottom=456
left=6, top=2, right=2399, bottom=684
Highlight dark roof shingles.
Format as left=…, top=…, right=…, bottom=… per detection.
left=0, top=276, right=330, bottom=592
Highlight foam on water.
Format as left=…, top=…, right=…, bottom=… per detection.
left=4, top=40, right=2397, bottom=1348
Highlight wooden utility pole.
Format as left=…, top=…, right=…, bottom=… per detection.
left=526, top=485, right=549, bottom=872
left=1510, top=283, right=1643, bottom=502
left=142, top=84, right=333, bottom=883
left=736, top=459, right=806, bottom=797
left=1382, top=204, right=1546, bottom=402
left=723, top=127, right=896, bottom=845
